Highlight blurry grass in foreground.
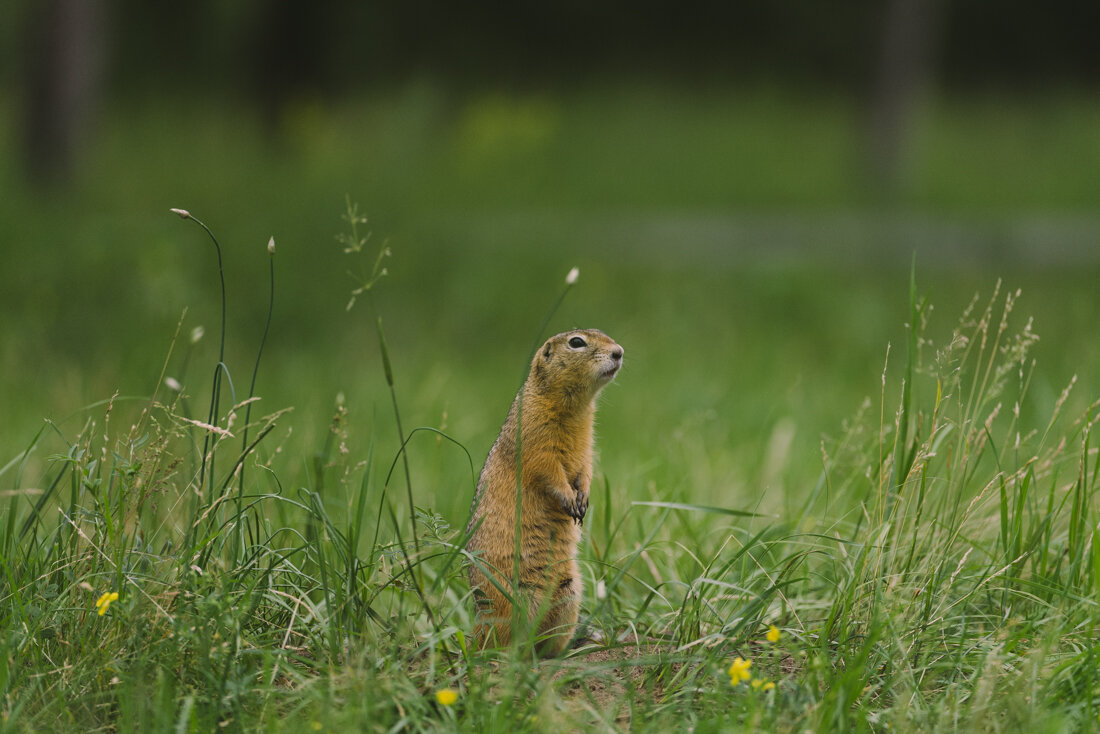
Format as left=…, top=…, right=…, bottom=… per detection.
left=2, top=203, right=1099, bottom=730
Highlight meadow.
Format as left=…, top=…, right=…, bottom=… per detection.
left=2, top=84, right=1100, bottom=731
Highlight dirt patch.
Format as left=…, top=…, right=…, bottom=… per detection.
left=548, top=641, right=681, bottom=727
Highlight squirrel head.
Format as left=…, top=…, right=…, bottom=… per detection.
left=530, top=329, right=624, bottom=404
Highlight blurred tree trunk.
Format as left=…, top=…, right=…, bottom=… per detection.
left=867, top=0, right=940, bottom=193
left=23, top=0, right=107, bottom=187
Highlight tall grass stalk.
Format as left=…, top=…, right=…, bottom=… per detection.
left=170, top=209, right=228, bottom=506
left=502, top=267, right=580, bottom=655
left=339, top=198, right=439, bottom=633
left=233, top=237, right=276, bottom=560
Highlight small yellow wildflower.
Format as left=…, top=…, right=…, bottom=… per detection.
left=766, top=625, right=781, bottom=643
left=728, top=656, right=752, bottom=684
left=95, top=592, right=119, bottom=616
left=435, top=688, right=458, bottom=706
left=762, top=681, right=776, bottom=692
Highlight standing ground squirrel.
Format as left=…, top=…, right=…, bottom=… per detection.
left=466, top=329, right=624, bottom=656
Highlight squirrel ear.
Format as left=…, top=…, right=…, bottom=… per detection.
left=543, top=344, right=552, bottom=362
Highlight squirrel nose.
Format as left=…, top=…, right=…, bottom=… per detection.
left=610, top=347, right=623, bottom=361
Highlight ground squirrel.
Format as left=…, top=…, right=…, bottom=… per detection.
left=466, top=329, right=624, bottom=656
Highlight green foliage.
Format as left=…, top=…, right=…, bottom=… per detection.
left=2, top=198, right=1099, bottom=733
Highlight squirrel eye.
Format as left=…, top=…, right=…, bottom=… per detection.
left=568, top=336, right=587, bottom=349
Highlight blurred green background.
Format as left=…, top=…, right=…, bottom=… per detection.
left=2, top=2, right=1098, bottom=521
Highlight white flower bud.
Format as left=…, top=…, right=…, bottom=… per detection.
left=169, top=208, right=191, bottom=219
left=565, top=267, right=579, bottom=285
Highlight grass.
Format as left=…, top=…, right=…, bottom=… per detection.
left=2, top=84, right=1100, bottom=731
left=2, top=86, right=1099, bottom=465
left=3, top=197, right=1100, bottom=732
left=3, top=87, right=1099, bottom=455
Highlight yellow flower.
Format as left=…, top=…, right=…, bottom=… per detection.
left=95, top=592, right=119, bottom=616
left=728, top=656, right=752, bottom=684
left=762, top=681, right=776, bottom=691
left=435, top=688, right=458, bottom=706
left=766, top=625, right=781, bottom=643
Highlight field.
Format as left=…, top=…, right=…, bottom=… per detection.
left=2, top=84, right=1100, bottom=732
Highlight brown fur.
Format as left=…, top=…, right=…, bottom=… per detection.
left=466, top=329, right=623, bottom=656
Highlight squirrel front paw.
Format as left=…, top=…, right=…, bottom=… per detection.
left=561, top=490, right=589, bottom=525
